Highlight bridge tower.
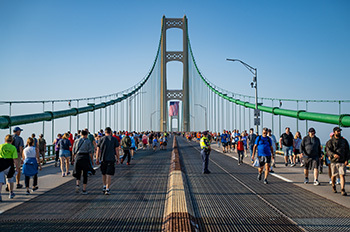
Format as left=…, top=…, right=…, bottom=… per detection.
left=160, top=15, right=190, bottom=132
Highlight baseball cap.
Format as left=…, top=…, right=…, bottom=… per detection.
left=125, top=131, right=129, bottom=136
left=333, top=126, right=342, bottom=132
left=13, top=127, right=23, bottom=132
left=308, top=128, right=316, bottom=133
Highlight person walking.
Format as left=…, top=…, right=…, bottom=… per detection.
left=267, top=129, right=278, bottom=172
left=96, top=127, right=120, bottom=195
left=293, top=132, right=302, bottom=167
left=57, top=133, right=72, bottom=177
left=252, top=128, right=274, bottom=184
left=120, top=132, right=132, bottom=164
left=0, top=135, right=18, bottom=200
left=326, top=127, right=350, bottom=196
left=72, top=130, right=95, bottom=195
left=22, top=137, right=42, bottom=195
left=38, top=134, right=46, bottom=165
left=248, top=128, right=257, bottom=164
left=279, top=127, right=294, bottom=167
left=200, top=131, right=211, bottom=174
left=53, top=134, right=62, bottom=167
left=237, top=136, right=244, bottom=165
left=12, top=127, right=24, bottom=189
left=300, top=128, right=322, bottom=186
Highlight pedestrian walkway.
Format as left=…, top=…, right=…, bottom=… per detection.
left=180, top=137, right=350, bottom=231
left=0, top=147, right=171, bottom=231
left=1, top=136, right=350, bottom=232
left=210, top=141, right=350, bottom=208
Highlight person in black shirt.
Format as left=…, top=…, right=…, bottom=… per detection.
left=279, top=127, right=295, bottom=167
left=96, top=127, right=120, bottom=195
left=300, top=128, right=322, bottom=186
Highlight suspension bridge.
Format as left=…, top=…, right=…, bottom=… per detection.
left=1, top=16, right=350, bottom=232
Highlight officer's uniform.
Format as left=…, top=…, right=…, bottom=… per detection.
left=200, top=134, right=211, bottom=174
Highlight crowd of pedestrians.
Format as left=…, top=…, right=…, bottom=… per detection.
left=195, top=126, right=349, bottom=196
left=0, top=127, right=169, bottom=200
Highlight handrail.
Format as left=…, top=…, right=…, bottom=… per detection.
left=187, top=36, right=350, bottom=127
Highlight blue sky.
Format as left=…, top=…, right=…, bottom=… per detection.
left=0, top=0, right=349, bottom=141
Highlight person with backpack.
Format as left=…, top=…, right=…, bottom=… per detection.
left=120, top=132, right=132, bottom=165
left=237, top=136, right=245, bottom=165
left=252, top=128, right=274, bottom=184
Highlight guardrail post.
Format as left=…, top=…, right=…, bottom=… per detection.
left=52, top=101, right=54, bottom=143
left=9, top=102, right=12, bottom=134
left=77, top=100, right=80, bottom=131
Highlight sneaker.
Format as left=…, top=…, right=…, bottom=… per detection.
left=332, top=185, right=337, bottom=193
left=102, top=186, right=106, bottom=194
left=314, top=180, right=320, bottom=186
left=264, top=179, right=268, bottom=184
left=67, top=172, right=71, bottom=175
left=26, top=190, right=30, bottom=195
left=300, top=163, right=304, bottom=167
left=9, top=192, right=15, bottom=199
left=82, top=190, right=88, bottom=195
left=336, top=179, right=340, bottom=185
left=257, top=173, right=262, bottom=181
left=291, top=163, right=296, bottom=167
left=62, top=173, right=65, bottom=177
left=270, top=170, right=274, bottom=173
left=285, top=163, right=288, bottom=167
left=16, top=184, right=23, bottom=189
left=329, top=179, right=332, bottom=185
left=126, top=162, right=130, bottom=165
left=75, top=185, right=80, bottom=193
left=105, top=189, right=110, bottom=195
left=32, top=186, right=38, bottom=191
left=304, top=178, right=309, bottom=184
left=341, top=189, right=347, bottom=196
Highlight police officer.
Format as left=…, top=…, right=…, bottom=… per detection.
left=200, top=131, right=211, bottom=174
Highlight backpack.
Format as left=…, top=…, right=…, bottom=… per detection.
left=237, top=141, right=244, bottom=151
left=122, top=136, right=132, bottom=149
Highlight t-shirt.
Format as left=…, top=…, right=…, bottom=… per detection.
left=268, top=134, right=277, bottom=152
left=255, top=136, right=272, bottom=157
left=234, top=133, right=240, bottom=142
left=301, top=135, right=321, bottom=158
left=12, top=134, right=24, bottom=153
left=38, top=138, right=46, bottom=152
left=220, top=134, right=227, bottom=143
left=58, top=139, right=71, bottom=151
left=98, top=135, right=119, bottom=162
left=281, top=133, right=294, bottom=147
left=23, top=146, right=36, bottom=159
left=0, top=143, right=18, bottom=159
left=248, top=133, right=257, bottom=146
left=88, top=134, right=95, bottom=145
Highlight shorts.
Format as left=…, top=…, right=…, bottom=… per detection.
left=303, top=157, right=319, bottom=170
left=222, top=142, right=228, bottom=147
left=258, top=156, right=271, bottom=166
left=294, top=149, right=300, bottom=155
left=283, top=146, right=293, bottom=157
left=59, top=150, right=71, bottom=158
left=331, top=163, right=346, bottom=176
left=101, top=161, right=115, bottom=176
left=0, top=167, right=16, bottom=184
left=130, top=147, right=135, bottom=150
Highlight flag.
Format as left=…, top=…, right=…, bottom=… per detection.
left=169, top=101, right=179, bottom=117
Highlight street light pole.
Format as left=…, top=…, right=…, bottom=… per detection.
left=227, top=58, right=259, bottom=134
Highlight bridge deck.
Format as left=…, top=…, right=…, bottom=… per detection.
left=0, top=136, right=350, bottom=231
